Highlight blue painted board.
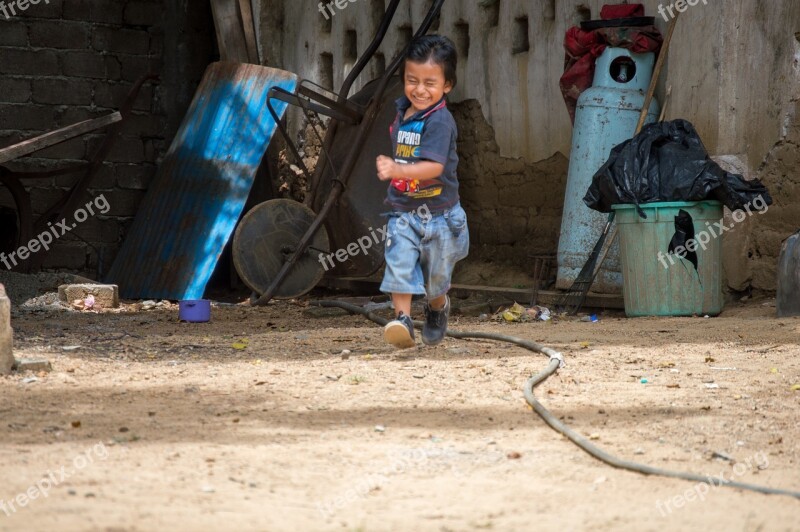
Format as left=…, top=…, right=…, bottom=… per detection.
left=107, top=62, right=298, bottom=300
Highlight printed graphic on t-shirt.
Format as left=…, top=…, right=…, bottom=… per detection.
left=391, top=119, right=443, bottom=199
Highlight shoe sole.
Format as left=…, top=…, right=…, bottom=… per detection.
left=384, top=322, right=416, bottom=349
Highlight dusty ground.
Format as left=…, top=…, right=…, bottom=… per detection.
left=1, top=293, right=799, bottom=532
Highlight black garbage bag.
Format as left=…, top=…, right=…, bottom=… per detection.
left=583, top=119, right=773, bottom=216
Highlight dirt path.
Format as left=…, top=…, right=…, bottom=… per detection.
left=1, top=296, right=799, bottom=531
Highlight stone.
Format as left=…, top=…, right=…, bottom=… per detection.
left=13, top=358, right=52, bottom=373
left=0, top=284, right=14, bottom=375
left=58, top=284, right=119, bottom=309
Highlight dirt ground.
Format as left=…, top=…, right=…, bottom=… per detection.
left=1, top=293, right=799, bottom=532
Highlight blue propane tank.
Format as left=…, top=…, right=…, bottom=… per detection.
left=777, top=230, right=800, bottom=317
left=556, top=47, right=660, bottom=293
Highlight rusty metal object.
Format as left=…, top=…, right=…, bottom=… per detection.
left=232, top=199, right=329, bottom=299
left=107, top=63, right=298, bottom=300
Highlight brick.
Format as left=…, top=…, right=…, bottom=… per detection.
left=0, top=48, right=58, bottom=75
left=0, top=78, right=32, bottom=103
left=118, top=113, right=165, bottom=136
left=0, top=103, right=57, bottom=131
left=61, top=0, right=91, bottom=20
left=104, top=55, right=121, bottom=80
left=0, top=21, right=28, bottom=46
left=93, top=81, right=153, bottom=111
left=102, top=189, right=145, bottom=217
left=124, top=1, right=163, bottom=26
left=106, top=136, right=144, bottom=163
left=13, top=358, right=52, bottom=372
left=92, top=26, right=150, bottom=55
left=116, top=164, right=155, bottom=190
left=29, top=187, right=64, bottom=215
left=0, top=284, right=13, bottom=375
left=118, top=54, right=162, bottom=82
left=83, top=162, right=115, bottom=189
left=62, top=51, right=108, bottom=78
left=54, top=106, right=107, bottom=127
left=23, top=0, right=63, bottom=19
left=62, top=215, right=119, bottom=244
left=32, top=78, right=93, bottom=105
left=40, top=242, right=87, bottom=270
left=58, top=283, right=119, bottom=308
left=29, top=20, right=88, bottom=49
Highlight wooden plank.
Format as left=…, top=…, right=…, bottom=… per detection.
left=210, top=0, right=250, bottom=63
left=238, top=0, right=259, bottom=64
left=0, top=112, right=122, bottom=164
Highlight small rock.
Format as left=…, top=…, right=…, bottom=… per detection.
left=507, top=452, right=522, bottom=460
left=634, top=448, right=645, bottom=455
left=21, top=376, right=38, bottom=384
left=374, top=425, right=386, bottom=433
left=201, top=486, right=215, bottom=493
left=71, top=421, right=81, bottom=428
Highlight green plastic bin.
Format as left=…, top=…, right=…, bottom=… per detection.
left=612, top=201, right=724, bottom=317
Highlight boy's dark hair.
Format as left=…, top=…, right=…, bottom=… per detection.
left=403, top=34, right=458, bottom=87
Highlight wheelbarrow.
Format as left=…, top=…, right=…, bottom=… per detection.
left=233, top=0, right=446, bottom=305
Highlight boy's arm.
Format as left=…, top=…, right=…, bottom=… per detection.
left=376, top=155, right=443, bottom=182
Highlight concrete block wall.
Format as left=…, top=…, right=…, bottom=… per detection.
left=0, top=0, right=214, bottom=278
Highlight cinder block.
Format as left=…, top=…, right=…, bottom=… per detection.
left=13, top=358, right=52, bottom=373
left=0, top=78, right=32, bottom=104
left=58, top=283, right=119, bottom=309
left=124, top=1, right=163, bottom=27
left=92, top=27, right=150, bottom=55
left=29, top=21, right=88, bottom=49
left=32, top=79, right=93, bottom=106
left=0, top=284, right=14, bottom=376
left=0, top=22, right=28, bottom=47
left=0, top=49, right=59, bottom=75
left=62, top=51, right=108, bottom=79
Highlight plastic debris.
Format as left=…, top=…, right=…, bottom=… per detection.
left=232, top=339, right=249, bottom=350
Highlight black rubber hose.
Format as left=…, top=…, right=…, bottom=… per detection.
left=312, top=299, right=800, bottom=500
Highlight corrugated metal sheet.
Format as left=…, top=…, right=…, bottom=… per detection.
left=107, top=62, right=297, bottom=300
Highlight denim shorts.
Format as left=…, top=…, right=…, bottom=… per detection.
left=380, top=203, right=469, bottom=298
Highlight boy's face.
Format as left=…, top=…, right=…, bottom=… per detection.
left=403, top=59, right=452, bottom=113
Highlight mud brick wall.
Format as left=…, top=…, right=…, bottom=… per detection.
left=0, top=0, right=214, bottom=278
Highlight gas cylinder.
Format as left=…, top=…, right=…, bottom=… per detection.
left=777, top=230, right=800, bottom=317
left=556, top=47, right=660, bottom=293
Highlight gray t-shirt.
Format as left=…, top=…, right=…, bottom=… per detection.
left=385, top=96, right=460, bottom=213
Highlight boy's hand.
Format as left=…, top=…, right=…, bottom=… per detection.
left=376, top=155, right=400, bottom=181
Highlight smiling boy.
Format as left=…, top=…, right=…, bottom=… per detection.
left=376, top=35, right=468, bottom=348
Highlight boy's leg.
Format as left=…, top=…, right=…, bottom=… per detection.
left=427, top=294, right=447, bottom=311
left=384, top=292, right=415, bottom=348
left=392, top=293, right=412, bottom=317
left=380, top=215, right=424, bottom=348
left=420, top=204, right=469, bottom=346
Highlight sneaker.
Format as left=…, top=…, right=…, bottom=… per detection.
left=422, top=296, right=450, bottom=346
left=384, top=312, right=416, bottom=348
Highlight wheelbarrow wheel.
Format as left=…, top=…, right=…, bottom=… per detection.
left=232, top=199, right=330, bottom=300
